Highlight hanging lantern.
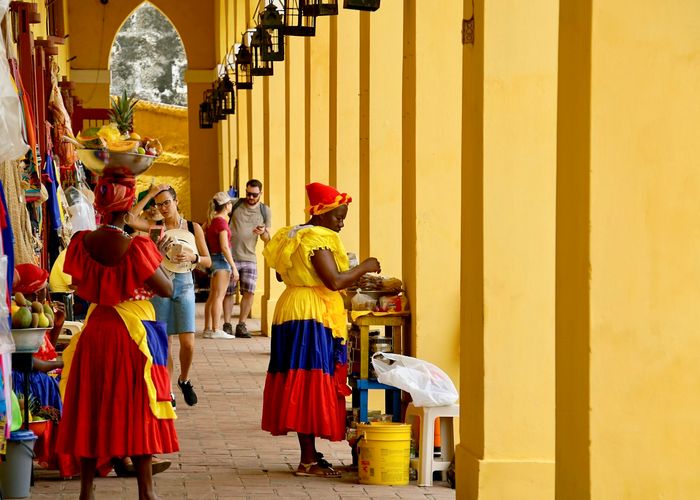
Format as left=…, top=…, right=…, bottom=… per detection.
left=204, top=89, right=222, bottom=123
left=283, top=0, right=316, bottom=37
left=302, top=0, right=338, bottom=16
left=211, top=86, right=226, bottom=121
left=235, top=42, right=253, bottom=90
left=199, top=100, right=213, bottom=129
left=219, top=74, right=235, bottom=114
left=250, top=28, right=274, bottom=76
left=343, top=0, right=380, bottom=11
left=258, top=4, right=285, bottom=62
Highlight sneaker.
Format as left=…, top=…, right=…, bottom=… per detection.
left=211, top=329, right=235, bottom=339
left=177, top=379, right=198, bottom=406
left=170, top=392, right=176, bottom=410
left=222, top=322, right=233, bottom=335
left=235, top=323, right=251, bottom=338
left=202, top=329, right=214, bottom=338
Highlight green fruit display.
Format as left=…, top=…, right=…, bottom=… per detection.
left=12, top=307, right=32, bottom=329
left=37, top=313, right=50, bottom=328
left=14, top=292, right=27, bottom=307
left=31, top=301, right=43, bottom=313
left=42, top=304, right=54, bottom=324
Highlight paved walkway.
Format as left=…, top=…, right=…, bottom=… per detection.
left=32, top=304, right=456, bottom=499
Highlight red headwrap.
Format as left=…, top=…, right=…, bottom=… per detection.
left=14, top=263, right=49, bottom=295
left=305, top=182, right=352, bottom=216
left=94, top=175, right=136, bottom=223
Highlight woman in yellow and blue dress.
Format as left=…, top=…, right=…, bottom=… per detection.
left=262, top=182, right=381, bottom=479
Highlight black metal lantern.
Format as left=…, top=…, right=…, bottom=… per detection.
left=302, top=0, right=338, bottom=16
left=219, top=74, right=235, bottom=114
left=343, top=0, right=380, bottom=11
left=199, top=100, right=213, bottom=129
left=250, top=28, right=274, bottom=76
left=283, top=0, right=316, bottom=37
left=258, top=4, right=285, bottom=62
left=235, top=42, right=253, bottom=90
left=205, top=88, right=224, bottom=122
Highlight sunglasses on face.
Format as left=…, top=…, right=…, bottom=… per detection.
left=246, top=191, right=261, bottom=198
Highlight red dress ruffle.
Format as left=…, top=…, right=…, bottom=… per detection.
left=56, top=233, right=179, bottom=461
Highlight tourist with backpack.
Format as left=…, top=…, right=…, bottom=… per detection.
left=222, top=179, right=271, bottom=337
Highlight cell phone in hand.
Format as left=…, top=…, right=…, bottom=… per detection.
left=171, top=243, right=183, bottom=255
left=149, top=226, right=164, bottom=243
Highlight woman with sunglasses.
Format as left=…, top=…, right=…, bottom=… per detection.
left=138, top=186, right=211, bottom=408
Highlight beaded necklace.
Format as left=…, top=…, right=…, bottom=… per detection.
left=100, top=224, right=131, bottom=238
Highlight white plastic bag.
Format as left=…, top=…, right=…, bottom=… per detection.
left=371, top=352, right=458, bottom=407
left=351, top=288, right=377, bottom=311
left=64, top=186, right=96, bottom=232
left=0, top=8, right=29, bottom=162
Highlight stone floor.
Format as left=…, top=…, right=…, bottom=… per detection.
left=30, top=304, right=456, bottom=499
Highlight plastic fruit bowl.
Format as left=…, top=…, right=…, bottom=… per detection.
left=75, top=149, right=157, bottom=177
left=28, top=419, right=48, bottom=437
left=11, top=328, right=48, bottom=353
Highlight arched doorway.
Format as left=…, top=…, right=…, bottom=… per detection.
left=108, top=1, right=193, bottom=216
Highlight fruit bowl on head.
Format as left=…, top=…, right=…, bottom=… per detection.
left=75, top=148, right=157, bottom=177
left=11, top=327, right=49, bottom=353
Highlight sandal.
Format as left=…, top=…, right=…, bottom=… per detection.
left=111, top=457, right=135, bottom=477
left=294, top=461, right=342, bottom=478
left=315, top=452, right=333, bottom=469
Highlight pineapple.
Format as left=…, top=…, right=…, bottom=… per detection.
left=109, top=90, right=139, bottom=135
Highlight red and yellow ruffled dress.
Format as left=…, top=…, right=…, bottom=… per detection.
left=261, top=225, right=351, bottom=441
left=56, top=231, right=178, bottom=465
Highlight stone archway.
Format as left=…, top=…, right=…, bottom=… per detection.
left=67, top=0, right=219, bottom=222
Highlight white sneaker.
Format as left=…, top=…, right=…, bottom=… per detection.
left=210, top=329, right=235, bottom=339
left=202, top=329, right=214, bottom=338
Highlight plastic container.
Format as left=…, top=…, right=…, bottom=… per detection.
left=357, top=422, right=411, bottom=485
left=11, top=328, right=48, bottom=353
left=0, top=430, right=37, bottom=498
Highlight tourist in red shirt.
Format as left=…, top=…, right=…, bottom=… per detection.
left=204, top=192, right=239, bottom=339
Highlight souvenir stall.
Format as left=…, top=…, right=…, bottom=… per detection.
left=0, top=0, right=95, bottom=493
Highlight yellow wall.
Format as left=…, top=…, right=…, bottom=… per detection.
left=132, top=101, right=191, bottom=217
left=458, top=0, right=558, bottom=498
left=66, top=0, right=219, bottom=222
left=558, top=1, right=700, bottom=498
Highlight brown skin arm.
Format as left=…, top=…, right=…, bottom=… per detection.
left=145, top=266, right=173, bottom=298
left=32, top=357, right=63, bottom=372
left=310, top=250, right=381, bottom=291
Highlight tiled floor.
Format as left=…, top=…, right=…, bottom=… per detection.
left=31, top=304, right=456, bottom=499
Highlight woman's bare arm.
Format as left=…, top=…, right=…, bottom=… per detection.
left=145, top=266, right=173, bottom=297
left=310, top=250, right=381, bottom=291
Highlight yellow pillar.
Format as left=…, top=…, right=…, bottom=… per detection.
left=308, top=20, right=331, bottom=184
left=332, top=13, right=361, bottom=253
left=367, top=2, right=402, bottom=277
left=287, top=36, right=308, bottom=221
left=457, top=1, right=558, bottom=498
left=262, top=43, right=288, bottom=336
left=402, top=0, right=462, bottom=368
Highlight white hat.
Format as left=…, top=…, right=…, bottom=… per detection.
left=161, top=228, right=198, bottom=274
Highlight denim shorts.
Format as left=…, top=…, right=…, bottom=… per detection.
left=151, top=272, right=195, bottom=335
left=210, top=253, right=232, bottom=274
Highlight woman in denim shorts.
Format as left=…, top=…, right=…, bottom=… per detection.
left=140, top=185, right=212, bottom=408
left=204, top=192, right=239, bottom=338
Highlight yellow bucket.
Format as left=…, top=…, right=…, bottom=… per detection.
left=357, top=422, right=412, bottom=485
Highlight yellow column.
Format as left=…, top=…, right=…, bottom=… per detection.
left=402, top=0, right=462, bottom=368
left=287, top=36, right=308, bottom=222
left=367, top=2, right=402, bottom=277
left=332, top=13, right=360, bottom=252
left=262, top=42, right=288, bottom=336
left=308, top=19, right=331, bottom=184
left=457, top=1, right=557, bottom=498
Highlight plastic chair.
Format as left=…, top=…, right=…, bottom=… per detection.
left=404, top=402, right=459, bottom=487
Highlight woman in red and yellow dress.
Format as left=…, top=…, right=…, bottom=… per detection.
left=56, top=175, right=177, bottom=500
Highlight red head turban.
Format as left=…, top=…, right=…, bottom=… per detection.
left=305, top=182, right=352, bottom=216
